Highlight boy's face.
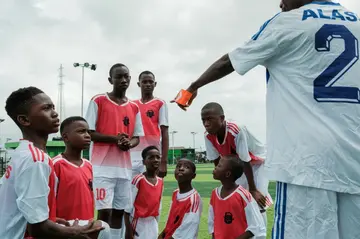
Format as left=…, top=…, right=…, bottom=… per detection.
left=137, top=74, right=156, bottom=95
left=20, top=93, right=60, bottom=134
left=143, top=149, right=161, bottom=171
left=109, top=66, right=131, bottom=91
left=62, top=121, right=91, bottom=150
left=174, top=159, right=196, bottom=183
left=213, top=157, right=230, bottom=180
left=201, top=108, right=224, bottom=135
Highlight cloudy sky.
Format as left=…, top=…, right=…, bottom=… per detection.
left=0, top=0, right=357, bottom=150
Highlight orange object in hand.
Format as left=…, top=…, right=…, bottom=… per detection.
left=174, top=89, right=193, bottom=106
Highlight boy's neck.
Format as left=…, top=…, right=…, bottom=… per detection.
left=178, top=181, right=193, bottom=194
left=144, top=170, right=157, bottom=178
left=22, top=130, right=48, bottom=152
left=221, top=180, right=238, bottom=191
left=216, top=123, right=226, bottom=141
left=63, top=147, right=83, bottom=166
left=111, top=88, right=127, bottom=99
left=141, top=92, right=154, bottom=103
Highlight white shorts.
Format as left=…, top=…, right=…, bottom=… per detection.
left=66, top=220, right=111, bottom=239
left=94, top=177, right=131, bottom=210
left=131, top=216, right=158, bottom=239
left=272, top=182, right=360, bottom=239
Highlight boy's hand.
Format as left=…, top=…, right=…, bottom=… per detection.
left=117, top=133, right=131, bottom=151
left=70, top=220, right=104, bottom=239
left=157, top=162, right=167, bottom=178
left=56, top=217, right=70, bottom=227
left=250, top=190, right=267, bottom=209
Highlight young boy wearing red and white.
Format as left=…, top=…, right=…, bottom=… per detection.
left=209, top=155, right=266, bottom=239
left=0, top=87, right=102, bottom=239
left=131, top=71, right=169, bottom=178
left=85, top=63, right=144, bottom=239
left=124, top=146, right=164, bottom=239
left=53, top=116, right=111, bottom=239
left=159, top=159, right=202, bottom=239
left=202, top=103, right=272, bottom=226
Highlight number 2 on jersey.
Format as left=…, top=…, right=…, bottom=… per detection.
left=314, top=24, right=359, bottom=103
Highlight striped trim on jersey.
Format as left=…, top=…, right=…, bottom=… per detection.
left=28, top=144, right=45, bottom=162
left=272, top=182, right=287, bottom=239
left=190, top=192, right=201, bottom=213
left=52, top=155, right=92, bottom=168
left=236, top=186, right=253, bottom=205
left=227, top=122, right=240, bottom=138
left=132, top=174, right=144, bottom=187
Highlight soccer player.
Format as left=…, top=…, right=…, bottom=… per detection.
left=209, top=155, right=266, bottom=239
left=172, top=1, right=360, bottom=238
left=85, top=63, right=144, bottom=239
left=158, top=158, right=202, bottom=239
left=53, top=116, right=111, bottom=239
left=124, top=146, right=164, bottom=239
left=202, top=102, right=272, bottom=224
left=131, top=71, right=169, bottom=178
left=0, top=87, right=102, bottom=239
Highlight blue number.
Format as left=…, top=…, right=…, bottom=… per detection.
left=314, top=24, right=359, bottom=103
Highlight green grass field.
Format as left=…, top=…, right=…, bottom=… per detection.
left=158, top=164, right=275, bottom=239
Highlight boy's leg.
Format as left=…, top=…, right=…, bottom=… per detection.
left=338, top=192, right=360, bottom=239
left=94, top=177, right=116, bottom=225
left=111, top=178, right=132, bottom=239
left=271, top=182, right=339, bottom=239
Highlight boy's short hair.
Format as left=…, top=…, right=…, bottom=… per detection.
left=224, top=155, right=244, bottom=181
left=141, top=145, right=159, bottom=160
left=60, top=116, right=87, bottom=134
left=139, top=70, right=155, bottom=80
left=5, top=87, right=44, bottom=126
left=201, top=102, right=224, bottom=115
left=109, top=63, right=128, bottom=77
left=178, top=158, right=196, bottom=173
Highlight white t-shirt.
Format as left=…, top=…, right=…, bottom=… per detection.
left=0, top=140, right=51, bottom=239
left=228, top=2, right=360, bottom=193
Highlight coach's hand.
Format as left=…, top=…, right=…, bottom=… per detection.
left=170, top=89, right=197, bottom=111
left=70, top=220, right=104, bottom=239
left=250, top=190, right=267, bottom=209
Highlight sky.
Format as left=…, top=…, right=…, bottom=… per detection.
left=0, top=0, right=357, bottom=150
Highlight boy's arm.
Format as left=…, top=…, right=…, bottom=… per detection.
left=126, top=110, right=145, bottom=149
left=238, top=196, right=266, bottom=239
left=204, top=135, right=220, bottom=166
left=208, top=204, right=214, bottom=235
left=85, top=99, right=120, bottom=143
left=158, top=102, right=169, bottom=177
left=235, top=128, right=266, bottom=208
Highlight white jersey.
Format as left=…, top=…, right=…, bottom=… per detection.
left=228, top=2, right=360, bottom=193
left=0, top=140, right=52, bottom=239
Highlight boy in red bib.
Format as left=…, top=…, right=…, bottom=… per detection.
left=209, top=155, right=266, bottom=239
left=158, top=159, right=202, bottom=239
left=53, top=116, right=111, bottom=239
left=125, top=146, right=164, bottom=239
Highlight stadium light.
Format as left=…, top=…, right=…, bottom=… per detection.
left=0, top=119, right=4, bottom=148
left=170, top=130, right=178, bottom=165
left=73, top=62, right=97, bottom=116
left=190, top=132, right=197, bottom=151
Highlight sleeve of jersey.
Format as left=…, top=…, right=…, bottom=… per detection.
left=158, top=102, right=169, bottom=127
left=244, top=199, right=266, bottom=237
left=133, top=111, right=145, bottom=137
left=85, top=99, right=98, bottom=131
left=208, top=204, right=214, bottom=234
left=204, top=135, right=220, bottom=161
left=228, top=13, right=282, bottom=75
left=125, top=176, right=141, bottom=214
left=235, top=128, right=251, bottom=162
left=172, top=196, right=202, bottom=239
left=15, top=160, right=51, bottom=224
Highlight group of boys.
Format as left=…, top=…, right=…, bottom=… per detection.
left=0, top=63, right=271, bottom=239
